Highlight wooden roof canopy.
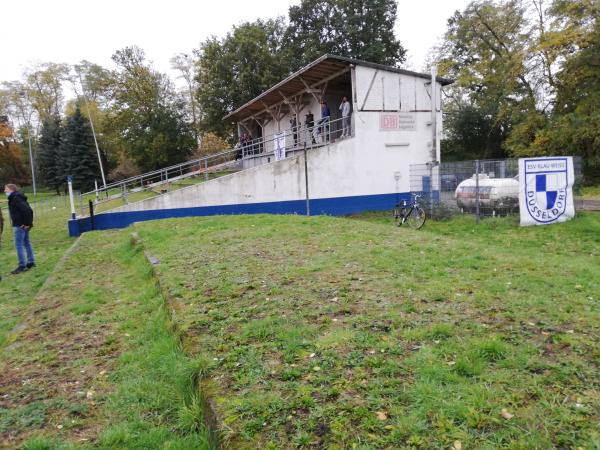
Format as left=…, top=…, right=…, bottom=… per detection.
left=223, top=54, right=453, bottom=123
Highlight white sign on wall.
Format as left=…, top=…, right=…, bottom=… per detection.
left=274, top=132, right=286, bottom=161
left=518, top=156, right=575, bottom=226
left=379, top=113, right=416, bottom=132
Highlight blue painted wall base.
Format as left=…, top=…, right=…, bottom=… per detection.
left=67, top=191, right=413, bottom=237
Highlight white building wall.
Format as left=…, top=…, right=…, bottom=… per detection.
left=354, top=66, right=442, bottom=112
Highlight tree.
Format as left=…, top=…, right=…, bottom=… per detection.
left=436, top=0, right=548, bottom=160
left=193, top=133, right=229, bottom=158
left=110, top=47, right=195, bottom=171
left=195, top=19, right=290, bottom=138
left=0, top=116, right=30, bottom=186
left=37, top=116, right=63, bottom=193
left=520, top=0, right=600, bottom=181
left=60, top=105, right=100, bottom=192
left=285, top=0, right=406, bottom=70
left=435, top=0, right=600, bottom=181
left=72, top=60, right=114, bottom=106
left=441, top=102, right=509, bottom=160
left=24, top=62, right=70, bottom=124
left=171, top=53, right=201, bottom=145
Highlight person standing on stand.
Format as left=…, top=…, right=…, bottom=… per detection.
left=317, top=99, right=330, bottom=142
left=305, top=111, right=316, bottom=145
left=4, top=184, right=35, bottom=275
left=339, top=96, right=352, bottom=138
left=290, top=117, right=298, bottom=147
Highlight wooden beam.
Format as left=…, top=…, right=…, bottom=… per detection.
left=299, top=77, right=321, bottom=103
left=237, top=66, right=351, bottom=125
left=360, top=69, right=379, bottom=111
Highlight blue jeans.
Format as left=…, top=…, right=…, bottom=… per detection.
left=14, top=226, right=35, bottom=268
left=316, top=117, right=330, bottom=140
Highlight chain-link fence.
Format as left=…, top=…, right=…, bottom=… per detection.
left=410, top=157, right=584, bottom=221
left=0, top=192, right=76, bottom=218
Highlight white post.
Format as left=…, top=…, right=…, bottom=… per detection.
left=78, top=74, right=107, bottom=189
left=67, top=176, right=76, bottom=219
left=27, top=124, right=36, bottom=196
left=94, top=179, right=99, bottom=203
left=430, top=66, right=438, bottom=163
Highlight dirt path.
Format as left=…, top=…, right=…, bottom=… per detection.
left=0, top=233, right=130, bottom=447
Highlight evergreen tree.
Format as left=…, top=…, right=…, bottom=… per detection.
left=60, top=105, right=100, bottom=192
left=37, top=115, right=63, bottom=193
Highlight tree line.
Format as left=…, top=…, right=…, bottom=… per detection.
left=0, top=0, right=598, bottom=192
left=437, top=0, right=599, bottom=180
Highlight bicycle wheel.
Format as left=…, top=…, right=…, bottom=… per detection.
left=407, top=206, right=426, bottom=229
left=393, top=207, right=403, bottom=226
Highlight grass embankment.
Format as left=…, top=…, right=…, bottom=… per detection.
left=136, top=213, right=600, bottom=449
left=0, top=229, right=214, bottom=449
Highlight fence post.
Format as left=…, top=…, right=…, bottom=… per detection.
left=67, top=176, right=76, bottom=219
left=475, top=159, right=480, bottom=224
left=204, top=159, right=208, bottom=181
left=89, top=200, right=95, bottom=231
left=79, top=192, right=84, bottom=217
left=303, top=142, right=310, bottom=216
left=429, top=162, right=434, bottom=219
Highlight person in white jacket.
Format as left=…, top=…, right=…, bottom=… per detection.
left=339, top=96, right=351, bottom=137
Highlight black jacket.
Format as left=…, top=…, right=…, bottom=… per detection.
left=8, top=191, right=34, bottom=227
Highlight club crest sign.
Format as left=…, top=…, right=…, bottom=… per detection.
left=518, top=157, right=575, bottom=226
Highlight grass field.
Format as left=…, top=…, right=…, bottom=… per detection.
left=136, top=213, right=600, bottom=449
left=1, top=207, right=598, bottom=448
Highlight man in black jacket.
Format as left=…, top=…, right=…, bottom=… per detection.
left=4, top=184, right=35, bottom=274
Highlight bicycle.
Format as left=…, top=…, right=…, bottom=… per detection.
left=393, top=194, right=426, bottom=229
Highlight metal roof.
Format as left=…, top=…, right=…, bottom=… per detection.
left=223, top=54, right=453, bottom=122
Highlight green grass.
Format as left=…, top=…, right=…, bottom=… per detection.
left=1, top=230, right=214, bottom=448
left=135, top=212, right=600, bottom=449
left=582, top=185, right=600, bottom=199
left=0, top=202, right=73, bottom=347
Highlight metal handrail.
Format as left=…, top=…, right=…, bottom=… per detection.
left=79, top=115, right=354, bottom=209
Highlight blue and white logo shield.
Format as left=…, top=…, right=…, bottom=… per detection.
left=524, top=159, right=568, bottom=223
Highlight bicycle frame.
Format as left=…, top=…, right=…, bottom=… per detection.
left=394, top=194, right=425, bottom=229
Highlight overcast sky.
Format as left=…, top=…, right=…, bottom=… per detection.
left=2, top=0, right=469, bottom=84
